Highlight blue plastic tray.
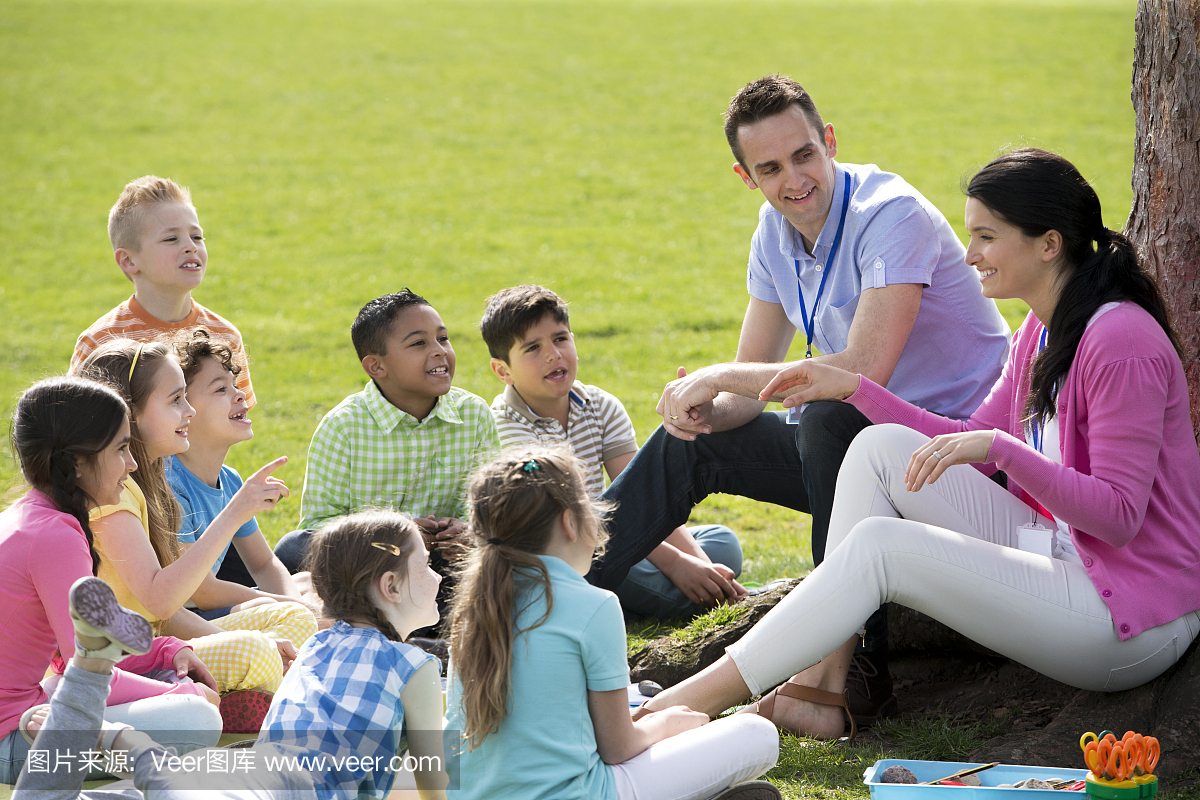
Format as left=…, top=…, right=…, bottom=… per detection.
left=864, top=760, right=1090, bottom=800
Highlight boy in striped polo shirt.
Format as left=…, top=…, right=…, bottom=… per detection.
left=482, top=285, right=746, bottom=619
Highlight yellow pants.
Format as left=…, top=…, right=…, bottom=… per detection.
left=188, top=602, right=317, bottom=694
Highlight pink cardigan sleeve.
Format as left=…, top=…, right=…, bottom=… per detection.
left=847, top=312, right=1034, bottom=436
left=853, top=305, right=1173, bottom=550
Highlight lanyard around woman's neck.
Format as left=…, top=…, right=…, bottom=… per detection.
left=1030, top=326, right=1049, bottom=453
left=794, top=178, right=852, bottom=359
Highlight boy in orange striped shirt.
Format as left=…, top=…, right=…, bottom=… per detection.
left=71, top=175, right=255, bottom=408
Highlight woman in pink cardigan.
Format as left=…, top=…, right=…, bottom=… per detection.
left=645, top=148, right=1200, bottom=740
left=0, top=377, right=221, bottom=784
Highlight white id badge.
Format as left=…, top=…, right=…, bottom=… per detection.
left=786, top=404, right=808, bottom=424
left=1016, top=522, right=1054, bottom=558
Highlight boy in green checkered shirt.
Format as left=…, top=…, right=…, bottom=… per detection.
left=273, top=291, right=500, bottom=606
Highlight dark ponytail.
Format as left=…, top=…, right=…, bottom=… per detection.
left=965, top=148, right=1180, bottom=426
left=12, top=377, right=130, bottom=574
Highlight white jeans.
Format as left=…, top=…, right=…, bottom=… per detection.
left=728, top=424, right=1200, bottom=695
left=611, top=715, right=778, bottom=800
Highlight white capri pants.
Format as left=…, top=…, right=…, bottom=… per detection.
left=391, top=713, right=776, bottom=800
left=611, top=714, right=779, bottom=800
left=728, top=423, right=1200, bottom=696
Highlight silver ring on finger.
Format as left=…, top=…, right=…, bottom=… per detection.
left=932, top=450, right=943, bottom=460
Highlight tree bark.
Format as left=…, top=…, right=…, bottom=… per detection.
left=1126, top=0, right=1200, bottom=440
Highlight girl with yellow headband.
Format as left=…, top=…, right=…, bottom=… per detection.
left=74, top=338, right=317, bottom=733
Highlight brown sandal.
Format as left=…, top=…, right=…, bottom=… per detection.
left=744, top=676, right=857, bottom=742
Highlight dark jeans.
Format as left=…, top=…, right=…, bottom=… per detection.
left=273, top=528, right=316, bottom=574
left=588, top=401, right=889, bottom=650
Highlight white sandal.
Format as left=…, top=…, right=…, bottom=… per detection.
left=18, top=704, right=49, bottom=745
left=69, top=577, right=152, bottom=662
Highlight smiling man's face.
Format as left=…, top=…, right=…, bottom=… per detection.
left=733, top=104, right=838, bottom=251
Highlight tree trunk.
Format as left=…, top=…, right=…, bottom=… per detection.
left=1126, top=0, right=1200, bottom=441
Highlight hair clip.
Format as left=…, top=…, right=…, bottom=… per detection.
left=128, top=343, right=145, bottom=383
left=523, top=459, right=540, bottom=473
left=370, top=541, right=402, bottom=556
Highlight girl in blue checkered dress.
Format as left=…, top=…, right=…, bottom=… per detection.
left=259, top=511, right=449, bottom=800
left=446, top=448, right=780, bottom=800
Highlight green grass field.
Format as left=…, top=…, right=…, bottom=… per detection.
left=1, top=0, right=1140, bottom=795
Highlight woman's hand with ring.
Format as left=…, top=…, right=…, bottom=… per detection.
left=905, top=430, right=997, bottom=492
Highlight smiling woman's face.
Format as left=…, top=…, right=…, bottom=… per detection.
left=964, top=197, right=1059, bottom=310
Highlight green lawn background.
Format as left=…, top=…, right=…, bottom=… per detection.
left=0, top=1, right=1144, bottom=793
left=0, top=0, right=1138, bottom=581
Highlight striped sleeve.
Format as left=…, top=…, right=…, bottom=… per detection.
left=71, top=304, right=140, bottom=373
left=193, top=306, right=256, bottom=409
left=593, top=387, right=638, bottom=462
left=70, top=299, right=256, bottom=408
left=490, top=395, right=539, bottom=451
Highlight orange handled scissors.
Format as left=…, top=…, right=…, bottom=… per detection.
left=1081, top=732, right=1131, bottom=781
left=1136, top=737, right=1160, bottom=776
left=1080, top=732, right=1103, bottom=777
left=1117, top=731, right=1160, bottom=777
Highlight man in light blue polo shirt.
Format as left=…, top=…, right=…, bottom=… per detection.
left=588, top=74, right=1009, bottom=724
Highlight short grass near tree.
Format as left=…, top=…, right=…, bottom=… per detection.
left=1, top=0, right=1138, bottom=797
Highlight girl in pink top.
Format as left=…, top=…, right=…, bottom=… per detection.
left=0, top=377, right=221, bottom=785
left=647, top=148, right=1200, bottom=740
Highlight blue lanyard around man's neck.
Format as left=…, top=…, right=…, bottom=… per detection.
left=794, top=178, right=853, bottom=359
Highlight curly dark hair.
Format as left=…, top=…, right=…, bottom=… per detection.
left=173, top=328, right=241, bottom=385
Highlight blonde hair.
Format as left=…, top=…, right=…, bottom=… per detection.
left=448, top=446, right=608, bottom=750
left=108, top=175, right=193, bottom=252
left=308, top=510, right=422, bottom=642
left=73, top=338, right=182, bottom=567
